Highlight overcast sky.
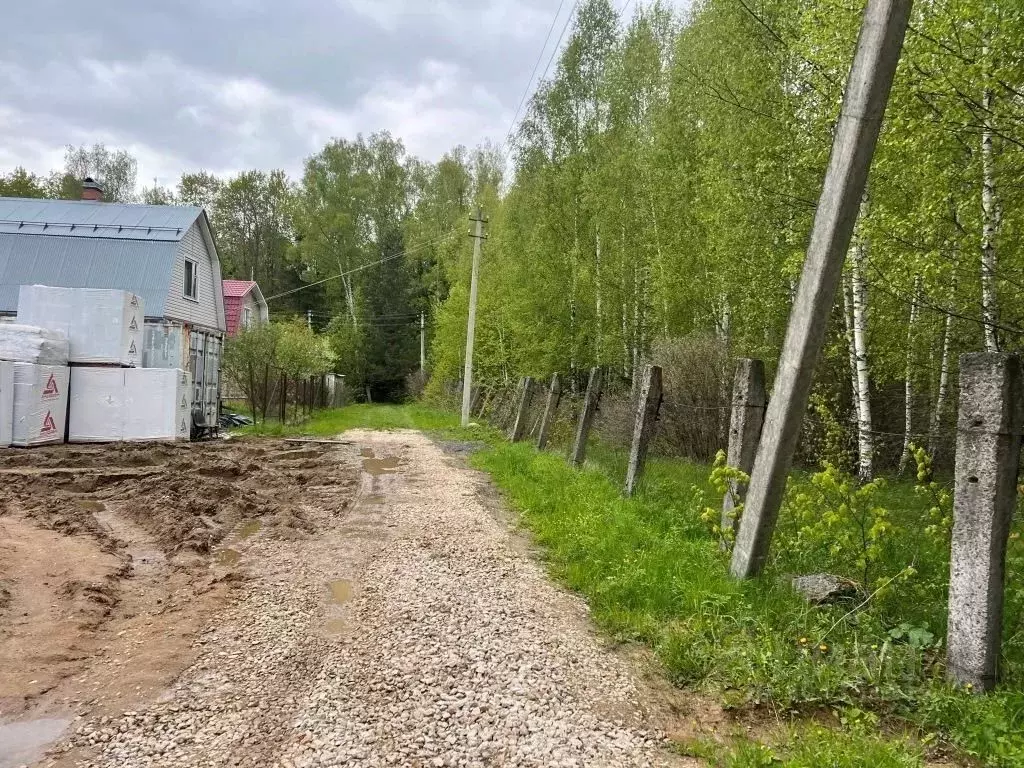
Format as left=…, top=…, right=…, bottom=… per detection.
left=0, top=0, right=687, bottom=190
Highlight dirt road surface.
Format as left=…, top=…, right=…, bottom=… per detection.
left=2, top=431, right=698, bottom=767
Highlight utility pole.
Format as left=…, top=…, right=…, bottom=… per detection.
left=420, top=312, right=426, bottom=373
left=462, top=208, right=486, bottom=427
left=730, top=0, right=913, bottom=579
left=307, top=309, right=313, bottom=330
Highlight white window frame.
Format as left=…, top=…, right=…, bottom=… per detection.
left=183, top=258, right=199, bottom=301
left=242, top=306, right=253, bottom=328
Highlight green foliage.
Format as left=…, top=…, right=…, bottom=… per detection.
left=223, top=323, right=281, bottom=422
left=275, top=320, right=335, bottom=379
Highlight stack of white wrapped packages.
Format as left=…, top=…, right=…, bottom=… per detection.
left=0, top=324, right=71, bottom=447
left=18, top=285, right=143, bottom=366
left=0, top=285, right=194, bottom=447
left=69, top=367, right=192, bottom=442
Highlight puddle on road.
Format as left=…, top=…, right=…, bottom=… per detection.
left=216, top=549, right=241, bottom=566
left=238, top=520, right=261, bottom=539
left=325, top=618, right=347, bottom=635
left=328, top=580, right=353, bottom=603
left=362, top=456, right=401, bottom=476
left=360, top=447, right=401, bottom=476
left=363, top=494, right=385, bottom=504
left=0, top=717, right=71, bottom=768
left=76, top=499, right=105, bottom=513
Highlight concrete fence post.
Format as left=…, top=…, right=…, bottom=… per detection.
left=721, top=359, right=767, bottom=536
left=947, top=352, right=1024, bottom=691
left=537, top=374, right=562, bottom=450
left=625, top=365, right=663, bottom=496
left=571, top=368, right=603, bottom=467
left=729, top=0, right=912, bottom=579
left=510, top=377, right=535, bottom=442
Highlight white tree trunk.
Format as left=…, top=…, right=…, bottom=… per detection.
left=899, top=275, right=921, bottom=474
left=850, top=215, right=874, bottom=481
left=929, top=307, right=954, bottom=459
left=595, top=226, right=603, bottom=362
left=981, top=79, right=1000, bottom=352
left=842, top=274, right=860, bottom=430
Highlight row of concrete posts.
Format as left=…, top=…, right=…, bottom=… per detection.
left=488, top=348, right=1020, bottom=693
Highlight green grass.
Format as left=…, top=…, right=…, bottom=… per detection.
left=236, top=403, right=1024, bottom=765
left=465, top=432, right=1024, bottom=766
left=232, top=403, right=469, bottom=438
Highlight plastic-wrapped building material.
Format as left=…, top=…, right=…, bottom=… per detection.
left=12, top=363, right=69, bottom=447
left=68, top=367, right=192, bottom=443
left=0, top=324, right=70, bottom=365
left=0, top=361, right=13, bottom=447
left=142, top=320, right=187, bottom=369
left=17, top=285, right=144, bottom=366
left=124, top=368, right=192, bottom=441
left=68, top=368, right=126, bottom=443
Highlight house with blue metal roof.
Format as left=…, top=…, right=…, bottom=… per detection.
left=0, top=181, right=228, bottom=429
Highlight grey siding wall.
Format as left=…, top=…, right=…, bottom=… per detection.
left=241, top=293, right=262, bottom=328
left=164, top=223, right=220, bottom=330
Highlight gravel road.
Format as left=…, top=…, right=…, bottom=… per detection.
left=54, top=430, right=694, bottom=767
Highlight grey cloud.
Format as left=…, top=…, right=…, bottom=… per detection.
left=0, top=0, right=683, bottom=188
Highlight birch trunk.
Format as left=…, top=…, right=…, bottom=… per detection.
left=717, top=296, right=731, bottom=447
left=898, top=275, right=922, bottom=474
left=849, top=204, right=874, bottom=481
left=929, top=307, right=954, bottom=459
left=842, top=274, right=860, bottom=429
left=595, top=226, right=603, bottom=363
left=981, top=75, right=1000, bottom=352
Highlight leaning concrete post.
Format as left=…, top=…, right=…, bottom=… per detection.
left=946, top=353, right=1024, bottom=691
left=510, top=377, right=535, bottom=442
left=730, top=0, right=912, bottom=579
left=625, top=365, right=663, bottom=496
left=721, top=360, right=767, bottom=536
left=537, top=374, right=562, bottom=450
left=571, top=368, right=603, bottom=467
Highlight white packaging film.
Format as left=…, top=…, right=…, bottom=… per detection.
left=68, top=368, right=192, bottom=442
left=68, top=367, right=126, bottom=443
left=18, top=285, right=144, bottom=366
left=12, top=363, right=70, bottom=447
left=0, top=324, right=70, bottom=365
left=0, top=361, right=13, bottom=447
left=125, top=368, right=192, bottom=441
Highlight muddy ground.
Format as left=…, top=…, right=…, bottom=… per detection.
left=0, top=438, right=358, bottom=763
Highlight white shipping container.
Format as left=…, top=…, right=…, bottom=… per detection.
left=12, top=363, right=69, bottom=447
left=0, top=324, right=69, bottom=365
left=124, top=368, right=192, bottom=442
left=18, top=285, right=144, bottom=366
left=0, top=361, right=13, bottom=447
left=68, top=367, right=126, bottom=443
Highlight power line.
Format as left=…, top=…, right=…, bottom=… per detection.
left=502, top=0, right=569, bottom=151
left=264, top=231, right=456, bottom=303
left=501, top=0, right=581, bottom=159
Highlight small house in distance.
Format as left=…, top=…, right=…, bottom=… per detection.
left=0, top=181, right=227, bottom=429
left=222, top=280, right=269, bottom=337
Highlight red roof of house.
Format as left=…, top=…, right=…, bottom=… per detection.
left=223, top=279, right=257, bottom=299
left=223, top=280, right=259, bottom=336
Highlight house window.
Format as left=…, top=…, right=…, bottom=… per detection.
left=184, top=258, right=198, bottom=300
left=243, top=307, right=253, bottom=328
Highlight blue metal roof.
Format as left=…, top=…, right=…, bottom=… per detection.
left=0, top=197, right=205, bottom=316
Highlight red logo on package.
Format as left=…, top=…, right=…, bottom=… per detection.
left=41, top=411, right=57, bottom=435
left=42, top=373, right=60, bottom=400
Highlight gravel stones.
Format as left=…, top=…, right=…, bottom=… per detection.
left=55, top=430, right=687, bottom=767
